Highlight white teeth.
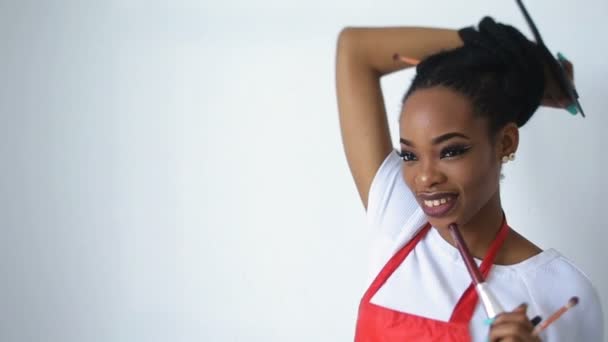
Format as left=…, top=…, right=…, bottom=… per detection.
left=423, top=197, right=453, bottom=208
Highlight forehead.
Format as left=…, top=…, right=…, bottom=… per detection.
left=400, top=86, right=485, bottom=140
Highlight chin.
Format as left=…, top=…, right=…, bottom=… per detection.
left=420, top=201, right=464, bottom=229
left=425, top=216, right=456, bottom=230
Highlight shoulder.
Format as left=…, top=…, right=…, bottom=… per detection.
left=364, top=149, right=427, bottom=282
left=520, top=251, right=604, bottom=341
left=366, top=149, right=422, bottom=238
left=523, top=251, right=600, bottom=304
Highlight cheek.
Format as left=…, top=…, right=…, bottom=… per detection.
left=457, top=150, right=499, bottom=199
left=401, top=166, right=410, bottom=183
left=401, top=165, right=417, bottom=190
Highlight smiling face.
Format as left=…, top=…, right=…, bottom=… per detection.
left=399, top=86, right=514, bottom=230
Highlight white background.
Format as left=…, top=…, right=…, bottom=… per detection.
left=0, top=0, right=606, bottom=341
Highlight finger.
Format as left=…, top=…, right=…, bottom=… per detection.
left=496, top=303, right=528, bottom=317
left=541, top=78, right=568, bottom=107
left=489, top=325, right=531, bottom=342
left=513, top=303, right=527, bottom=312
left=541, top=93, right=571, bottom=109
left=489, top=312, right=540, bottom=341
left=489, top=305, right=535, bottom=341
left=491, top=338, right=522, bottom=342
left=489, top=322, right=534, bottom=342
left=541, top=96, right=563, bottom=108
left=493, top=312, right=533, bottom=329
left=561, top=59, right=574, bottom=81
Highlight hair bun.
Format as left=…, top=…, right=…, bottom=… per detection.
left=458, top=17, right=545, bottom=127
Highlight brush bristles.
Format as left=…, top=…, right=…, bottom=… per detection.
left=567, top=296, right=579, bottom=308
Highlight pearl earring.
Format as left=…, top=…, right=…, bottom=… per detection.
left=502, top=153, right=516, bottom=164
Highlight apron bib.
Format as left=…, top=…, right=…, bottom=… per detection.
left=355, top=218, right=509, bottom=342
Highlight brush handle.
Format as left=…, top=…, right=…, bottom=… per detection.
left=448, top=224, right=484, bottom=284
left=476, top=283, right=505, bottom=318
left=532, top=307, right=568, bottom=335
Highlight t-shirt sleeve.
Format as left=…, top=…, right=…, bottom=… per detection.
left=366, top=149, right=425, bottom=242
left=528, top=257, right=604, bottom=341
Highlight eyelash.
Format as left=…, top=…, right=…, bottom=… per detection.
left=397, top=145, right=472, bottom=162
left=441, top=145, right=472, bottom=158
left=396, top=150, right=417, bottom=162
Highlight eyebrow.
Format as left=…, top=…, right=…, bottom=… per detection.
left=400, top=132, right=471, bottom=147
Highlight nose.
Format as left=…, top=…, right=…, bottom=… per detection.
left=414, top=160, right=446, bottom=189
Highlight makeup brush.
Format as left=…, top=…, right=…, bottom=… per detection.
left=392, top=53, right=420, bottom=66
left=448, top=223, right=505, bottom=319
left=532, top=297, right=579, bottom=336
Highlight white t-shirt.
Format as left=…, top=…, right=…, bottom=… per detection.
left=365, top=149, right=604, bottom=341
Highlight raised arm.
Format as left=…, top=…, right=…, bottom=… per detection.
left=335, top=27, right=463, bottom=209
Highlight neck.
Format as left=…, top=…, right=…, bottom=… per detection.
left=437, top=191, right=504, bottom=260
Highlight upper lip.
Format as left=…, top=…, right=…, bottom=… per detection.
left=417, top=192, right=458, bottom=201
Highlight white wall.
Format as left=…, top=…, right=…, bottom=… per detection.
left=0, top=0, right=606, bottom=341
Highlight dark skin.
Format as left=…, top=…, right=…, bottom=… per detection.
left=336, top=25, right=576, bottom=341
left=399, top=86, right=542, bottom=341
left=399, top=86, right=542, bottom=264
left=490, top=303, right=541, bottom=342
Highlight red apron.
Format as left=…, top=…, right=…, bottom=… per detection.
left=355, top=218, right=509, bottom=342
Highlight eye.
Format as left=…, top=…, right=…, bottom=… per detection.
left=396, top=150, right=417, bottom=162
left=440, top=145, right=471, bottom=159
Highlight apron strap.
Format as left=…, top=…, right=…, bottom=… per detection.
left=449, top=214, right=510, bottom=323
left=362, top=222, right=432, bottom=302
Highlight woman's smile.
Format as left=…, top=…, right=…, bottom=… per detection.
left=417, top=192, right=459, bottom=217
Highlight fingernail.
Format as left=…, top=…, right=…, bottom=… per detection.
left=484, top=317, right=495, bottom=326
left=566, top=103, right=578, bottom=115
left=557, top=52, right=568, bottom=62
left=531, top=315, right=542, bottom=326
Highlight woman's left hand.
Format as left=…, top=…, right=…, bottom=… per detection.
left=540, top=57, right=574, bottom=109
left=488, top=303, right=541, bottom=342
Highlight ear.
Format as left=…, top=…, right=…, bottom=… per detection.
left=495, top=122, right=519, bottom=161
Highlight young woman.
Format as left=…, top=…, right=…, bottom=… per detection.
left=335, top=18, right=603, bottom=341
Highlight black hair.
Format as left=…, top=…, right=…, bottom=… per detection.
left=403, top=17, right=546, bottom=136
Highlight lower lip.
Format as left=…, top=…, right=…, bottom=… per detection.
left=421, top=196, right=458, bottom=218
